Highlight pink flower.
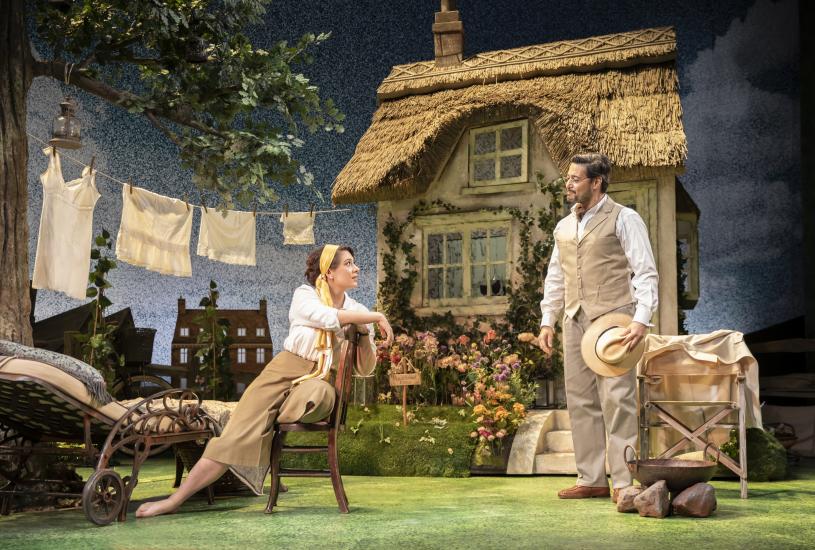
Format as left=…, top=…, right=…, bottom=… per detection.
left=457, top=335, right=470, bottom=346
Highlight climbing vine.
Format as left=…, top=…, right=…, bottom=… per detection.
left=376, top=173, right=566, bottom=381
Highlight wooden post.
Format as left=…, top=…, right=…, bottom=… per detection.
left=402, top=386, right=408, bottom=427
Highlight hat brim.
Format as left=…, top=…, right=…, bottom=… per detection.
left=580, top=312, right=645, bottom=377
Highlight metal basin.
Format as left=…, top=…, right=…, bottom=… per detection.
left=624, top=445, right=719, bottom=493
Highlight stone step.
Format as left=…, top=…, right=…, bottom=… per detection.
left=544, top=430, right=574, bottom=453
left=552, top=409, right=571, bottom=431
left=534, top=452, right=577, bottom=474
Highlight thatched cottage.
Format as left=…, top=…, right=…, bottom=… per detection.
left=332, top=5, right=697, bottom=334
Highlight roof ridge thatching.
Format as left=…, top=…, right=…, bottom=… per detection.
left=333, top=63, right=686, bottom=205
left=378, top=27, right=676, bottom=100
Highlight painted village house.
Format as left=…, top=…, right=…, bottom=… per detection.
left=332, top=6, right=699, bottom=333
left=171, top=298, right=273, bottom=395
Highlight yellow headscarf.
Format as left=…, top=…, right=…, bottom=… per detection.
left=292, top=244, right=339, bottom=386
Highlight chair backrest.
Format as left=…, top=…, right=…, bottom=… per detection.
left=330, top=325, right=360, bottom=430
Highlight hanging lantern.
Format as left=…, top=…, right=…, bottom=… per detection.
left=49, top=97, right=82, bottom=150
left=185, top=37, right=209, bottom=64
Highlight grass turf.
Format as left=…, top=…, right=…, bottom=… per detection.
left=2, top=458, right=814, bottom=549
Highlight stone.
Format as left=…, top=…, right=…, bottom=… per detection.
left=634, top=480, right=670, bottom=518
left=672, top=483, right=717, bottom=518
left=616, top=486, right=643, bottom=513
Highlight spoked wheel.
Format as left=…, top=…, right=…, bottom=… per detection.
left=82, top=469, right=125, bottom=526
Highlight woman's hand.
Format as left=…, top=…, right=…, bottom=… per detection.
left=376, top=313, right=394, bottom=347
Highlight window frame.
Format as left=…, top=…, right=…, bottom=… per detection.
left=416, top=212, right=513, bottom=308
left=237, top=327, right=247, bottom=337
left=179, top=348, right=188, bottom=364
left=256, top=347, right=266, bottom=364
left=179, top=327, right=189, bottom=337
left=237, top=348, right=246, bottom=364
left=468, top=119, right=528, bottom=187
left=256, top=327, right=265, bottom=337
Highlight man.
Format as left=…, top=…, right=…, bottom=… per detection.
left=538, top=152, right=658, bottom=502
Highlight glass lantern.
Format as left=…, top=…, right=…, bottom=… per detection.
left=49, top=97, right=82, bottom=149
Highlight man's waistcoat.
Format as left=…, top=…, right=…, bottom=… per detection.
left=554, top=196, right=634, bottom=321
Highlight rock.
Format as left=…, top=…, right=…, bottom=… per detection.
left=634, top=480, right=670, bottom=518
left=616, top=486, right=643, bottom=513
left=672, top=483, right=717, bottom=517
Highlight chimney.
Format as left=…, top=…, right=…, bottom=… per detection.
left=259, top=298, right=267, bottom=315
left=178, top=296, right=186, bottom=315
left=433, top=0, right=463, bottom=68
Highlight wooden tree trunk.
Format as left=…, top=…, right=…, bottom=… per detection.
left=0, top=1, right=34, bottom=344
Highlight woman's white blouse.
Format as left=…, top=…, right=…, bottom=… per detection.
left=282, top=284, right=376, bottom=376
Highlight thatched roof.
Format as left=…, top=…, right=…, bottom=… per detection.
left=333, top=27, right=687, bottom=204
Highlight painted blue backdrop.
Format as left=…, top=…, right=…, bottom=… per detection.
left=26, top=0, right=802, bottom=364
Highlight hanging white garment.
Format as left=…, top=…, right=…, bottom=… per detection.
left=280, top=211, right=315, bottom=245
left=32, top=147, right=101, bottom=300
left=116, top=185, right=193, bottom=276
left=197, top=208, right=256, bottom=266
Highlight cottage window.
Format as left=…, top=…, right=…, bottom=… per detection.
left=237, top=348, right=246, bottom=363
left=237, top=327, right=247, bottom=337
left=468, top=120, right=528, bottom=187
left=256, top=348, right=266, bottom=364
left=179, top=348, right=188, bottom=364
left=256, top=327, right=265, bottom=337
left=418, top=213, right=512, bottom=307
left=179, top=327, right=189, bottom=337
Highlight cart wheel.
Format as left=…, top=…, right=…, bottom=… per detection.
left=82, top=469, right=125, bottom=526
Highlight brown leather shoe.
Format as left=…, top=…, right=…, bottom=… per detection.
left=557, top=485, right=610, bottom=499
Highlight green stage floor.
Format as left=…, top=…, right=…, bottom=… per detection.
left=2, top=458, right=815, bottom=549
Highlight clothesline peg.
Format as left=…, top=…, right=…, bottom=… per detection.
left=252, top=205, right=257, bottom=218
left=309, top=203, right=314, bottom=217
left=203, top=204, right=208, bottom=213
left=89, top=156, right=96, bottom=173
left=284, top=203, right=288, bottom=218
left=183, top=193, right=190, bottom=212
left=128, top=179, right=134, bottom=194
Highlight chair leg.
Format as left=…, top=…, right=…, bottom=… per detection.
left=0, top=484, right=12, bottom=515
left=738, top=377, right=748, bottom=499
left=265, top=431, right=284, bottom=514
left=173, top=450, right=184, bottom=488
left=327, top=429, right=349, bottom=514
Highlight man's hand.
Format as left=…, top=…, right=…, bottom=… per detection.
left=538, top=326, right=555, bottom=356
left=619, top=321, right=647, bottom=351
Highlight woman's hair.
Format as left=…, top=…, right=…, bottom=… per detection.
left=305, top=245, right=355, bottom=286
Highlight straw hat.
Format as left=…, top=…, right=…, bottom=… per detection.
left=580, top=312, right=645, bottom=377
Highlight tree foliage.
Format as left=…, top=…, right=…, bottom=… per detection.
left=31, top=0, right=344, bottom=208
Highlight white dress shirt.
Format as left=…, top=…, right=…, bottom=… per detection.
left=540, top=194, right=659, bottom=328
left=283, top=284, right=376, bottom=375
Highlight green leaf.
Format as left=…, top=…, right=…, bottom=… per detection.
left=86, top=287, right=98, bottom=298
left=90, top=249, right=101, bottom=260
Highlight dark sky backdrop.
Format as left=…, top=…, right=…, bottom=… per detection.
left=26, top=0, right=802, bottom=363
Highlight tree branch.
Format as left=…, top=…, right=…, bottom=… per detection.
left=145, top=111, right=181, bottom=146
left=32, top=59, right=226, bottom=138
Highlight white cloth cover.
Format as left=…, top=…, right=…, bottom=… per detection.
left=32, top=147, right=100, bottom=299
left=197, top=208, right=256, bottom=266
left=637, top=330, right=762, bottom=455
left=116, top=185, right=193, bottom=276
left=280, top=212, right=315, bottom=245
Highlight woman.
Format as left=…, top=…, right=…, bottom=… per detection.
left=136, top=244, right=393, bottom=518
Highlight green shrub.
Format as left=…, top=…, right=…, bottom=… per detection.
left=720, top=427, right=788, bottom=481
left=281, top=405, right=476, bottom=477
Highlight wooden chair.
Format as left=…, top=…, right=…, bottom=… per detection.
left=265, top=325, right=360, bottom=514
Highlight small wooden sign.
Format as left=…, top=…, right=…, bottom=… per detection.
left=388, top=357, right=422, bottom=387
left=388, top=357, right=421, bottom=426
left=389, top=372, right=422, bottom=386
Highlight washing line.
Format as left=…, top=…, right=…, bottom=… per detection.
left=26, top=132, right=351, bottom=217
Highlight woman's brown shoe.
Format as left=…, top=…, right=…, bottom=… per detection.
left=557, top=485, right=611, bottom=499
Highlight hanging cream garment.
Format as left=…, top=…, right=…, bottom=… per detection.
left=197, top=208, right=256, bottom=266
left=280, top=211, right=315, bottom=245
left=116, top=185, right=193, bottom=276
left=32, top=147, right=101, bottom=300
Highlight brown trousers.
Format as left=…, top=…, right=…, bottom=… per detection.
left=202, top=351, right=334, bottom=468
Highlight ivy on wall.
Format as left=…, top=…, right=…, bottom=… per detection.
left=377, top=173, right=566, bottom=380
